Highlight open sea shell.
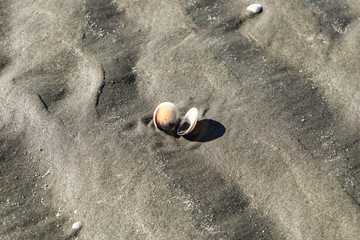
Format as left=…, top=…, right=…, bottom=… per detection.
left=153, top=102, right=180, bottom=131
left=177, top=107, right=198, bottom=136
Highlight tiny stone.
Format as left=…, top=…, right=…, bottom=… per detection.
left=247, top=4, right=263, bottom=14
left=74, top=210, right=78, bottom=214
left=72, top=221, right=82, bottom=230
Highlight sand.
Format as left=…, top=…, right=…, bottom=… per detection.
left=1, top=0, right=360, bottom=239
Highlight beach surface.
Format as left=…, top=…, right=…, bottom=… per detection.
left=1, top=0, right=360, bottom=239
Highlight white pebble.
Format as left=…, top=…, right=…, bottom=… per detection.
left=72, top=221, right=82, bottom=230
left=247, top=4, right=263, bottom=13
left=74, top=210, right=78, bottom=214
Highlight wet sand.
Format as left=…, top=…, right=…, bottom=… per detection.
left=1, top=0, right=360, bottom=239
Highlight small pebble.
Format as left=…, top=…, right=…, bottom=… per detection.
left=247, top=3, right=263, bottom=13
left=72, top=221, right=82, bottom=230
left=74, top=210, right=78, bottom=214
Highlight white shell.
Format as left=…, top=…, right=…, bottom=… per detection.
left=247, top=4, right=262, bottom=13
left=177, top=108, right=198, bottom=136
left=72, top=221, right=82, bottom=230
left=153, top=102, right=180, bottom=131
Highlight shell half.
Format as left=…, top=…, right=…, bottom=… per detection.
left=153, top=102, right=180, bottom=131
left=177, top=107, right=198, bottom=136
left=246, top=4, right=262, bottom=13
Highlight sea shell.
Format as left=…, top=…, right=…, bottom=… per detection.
left=72, top=221, right=82, bottom=230
left=153, top=102, right=180, bottom=131
left=246, top=4, right=262, bottom=13
left=177, top=107, right=198, bottom=136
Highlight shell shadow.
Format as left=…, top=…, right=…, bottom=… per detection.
left=184, top=119, right=225, bottom=142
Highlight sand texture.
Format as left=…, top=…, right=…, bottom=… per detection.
left=1, top=0, right=360, bottom=239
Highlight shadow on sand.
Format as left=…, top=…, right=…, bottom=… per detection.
left=184, top=119, right=225, bottom=142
